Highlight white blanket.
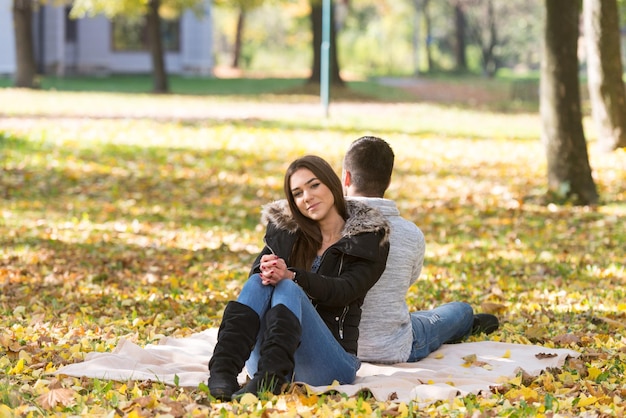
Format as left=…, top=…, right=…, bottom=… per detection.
left=54, top=328, right=579, bottom=404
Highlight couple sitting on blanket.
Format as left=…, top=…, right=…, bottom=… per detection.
left=207, top=136, right=499, bottom=401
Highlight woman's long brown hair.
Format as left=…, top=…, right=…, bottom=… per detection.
left=283, top=155, right=348, bottom=270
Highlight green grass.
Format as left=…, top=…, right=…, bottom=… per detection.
left=0, top=74, right=417, bottom=102
left=0, top=74, right=303, bottom=95
left=0, top=73, right=539, bottom=109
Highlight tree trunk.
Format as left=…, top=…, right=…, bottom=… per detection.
left=481, top=0, right=497, bottom=78
left=232, top=8, right=246, bottom=68
left=423, top=0, right=434, bottom=72
left=411, top=0, right=434, bottom=74
left=541, top=0, right=598, bottom=205
left=583, top=0, right=626, bottom=151
left=411, top=0, right=420, bottom=75
left=12, top=0, right=37, bottom=88
left=146, top=0, right=169, bottom=93
left=308, top=0, right=344, bottom=86
left=453, top=1, right=467, bottom=72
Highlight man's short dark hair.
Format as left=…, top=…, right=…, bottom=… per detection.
left=344, top=136, right=394, bottom=197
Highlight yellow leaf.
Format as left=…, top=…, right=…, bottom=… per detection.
left=18, top=350, right=32, bottom=363
left=558, top=371, right=576, bottom=387
left=587, top=366, right=602, bottom=381
left=131, top=384, right=142, bottom=398
left=502, top=349, right=511, bottom=358
left=577, top=394, right=598, bottom=408
left=506, top=387, right=539, bottom=402
left=0, top=404, right=14, bottom=418
left=361, top=401, right=372, bottom=414
left=298, top=393, right=318, bottom=407
left=509, top=374, right=522, bottom=386
left=434, top=352, right=444, bottom=359
left=343, top=398, right=357, bottom=409
left=127, top=409, right=142, bottom=418
left=132, top=318, right=144, bottom=327
left=525, top=325, right=547, bottom=340
left=9, top=358, right=24, bottom=375
left=275, top=397, right=287, bottom=410
left=0, top=357, right=10, bottom=369
left=170, top=277, right=180, bottom=288
left=462, top=354, right=477, bottom=363
left=236, top=393, right=258, bottom=406
left=540, top=372, right=557, bottom=392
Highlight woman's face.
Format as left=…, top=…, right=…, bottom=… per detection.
left=290, top=168, right=338, bottom=222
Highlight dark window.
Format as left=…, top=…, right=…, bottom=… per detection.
left=111, top=17, right=180, bottom=52
left=65, top=6, right=77, bottom=43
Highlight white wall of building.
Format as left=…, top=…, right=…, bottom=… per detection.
left=0, top=0, right=213, bottom=77
left=40, top=5, right=63, bottom=74
left=74, top=15, right=113, bottom=74
left=0, top=0, right=16, bottom=75
left=181, top=3, right=214, bottom=76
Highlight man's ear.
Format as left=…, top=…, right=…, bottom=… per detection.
left=342, top=170, right=352, bottom=187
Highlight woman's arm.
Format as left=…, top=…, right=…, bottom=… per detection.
left=293, top=232, right=389, bottom=306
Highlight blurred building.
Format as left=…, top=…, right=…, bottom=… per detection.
left=0, top=0, right=214, bottom=77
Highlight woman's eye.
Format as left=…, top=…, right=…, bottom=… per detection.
left=311, top=182, right=321, bottom=189
left=293, top=191, right=302, bottom=198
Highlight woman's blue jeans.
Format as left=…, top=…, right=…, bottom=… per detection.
left=237, top=274, right=360, bottom=386
left=408, top=301, right=474, bottom=362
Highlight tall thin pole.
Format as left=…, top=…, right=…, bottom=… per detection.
left=321, top=0, right=331, bottom=117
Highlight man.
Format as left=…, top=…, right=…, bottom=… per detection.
left=342, top=136, right=498, bottom=363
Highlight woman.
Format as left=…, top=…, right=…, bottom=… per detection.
left=208, top=155, right=390, bottom=401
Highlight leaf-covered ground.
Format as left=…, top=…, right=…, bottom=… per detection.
left=1, top=88, right=625, bottom=417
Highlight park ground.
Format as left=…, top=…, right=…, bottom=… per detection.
left=1, top=77, right=625, bottom=416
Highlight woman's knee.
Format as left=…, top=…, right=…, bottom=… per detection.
left=270, top=280, right=305, bottom=318
left=273, top=279, right=305, bottom=301
left=240, top=273, right=264, bottom=292
left=275, top=278, right=299, bottom=290
left=237, top=274, right=272, bottom=314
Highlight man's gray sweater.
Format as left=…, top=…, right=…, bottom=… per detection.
left=351, top=197, right=425, bottom=363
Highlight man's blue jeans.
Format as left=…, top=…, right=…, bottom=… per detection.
left=408, top=302, right=474, bottom=362
left=237, top=274, right=360, bottom=386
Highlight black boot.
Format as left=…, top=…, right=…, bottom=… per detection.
left=232, top=304, right=301, bottom=399
left=472, top=313, right=499, bottom=335
left=208, top=301, right=260, bottom=401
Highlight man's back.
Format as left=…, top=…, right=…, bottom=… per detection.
left=353, top=197, right=425, bottom=363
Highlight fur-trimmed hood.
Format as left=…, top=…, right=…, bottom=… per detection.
left=261, top=199, right=390, bottom=245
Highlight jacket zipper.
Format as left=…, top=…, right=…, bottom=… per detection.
left=263, top=237, right=276, bottom=255
left=336, top=254, right=347, bottom=339
left=338, top=305, right=349, bottom=339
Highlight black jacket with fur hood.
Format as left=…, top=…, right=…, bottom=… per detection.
left=249, top=199, right=390, bottom=355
